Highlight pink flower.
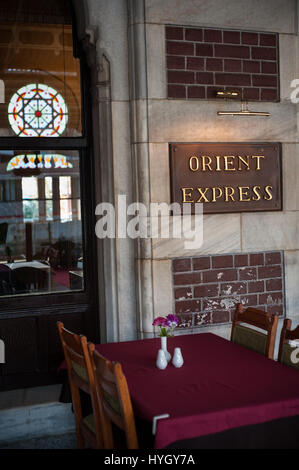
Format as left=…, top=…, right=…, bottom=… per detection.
left=152, top=316, right=167, bottom=327
left=166, top=314, right=179, bottom=326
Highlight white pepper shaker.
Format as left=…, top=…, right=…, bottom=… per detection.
left=172, top=347, right=184, bottom=368
left=156, top=349, right=168, bottom=370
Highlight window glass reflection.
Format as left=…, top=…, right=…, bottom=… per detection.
left=0, top=150, right=84, bottom=296
left=0, top=0, right=82, bottom=137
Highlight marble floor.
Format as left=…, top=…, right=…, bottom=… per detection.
left=0, top=432, right=77, bottom=449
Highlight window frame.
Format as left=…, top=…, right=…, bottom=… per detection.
left=0, top=6, right=98, bottom=319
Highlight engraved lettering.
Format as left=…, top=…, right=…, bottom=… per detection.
left=181, top=188, right=194, bottom=203
left=252, top=155, right=265, bottom=171
left=224, top=186, right=235, bottom=202
left=189, top=156, right=199, bottom=172
left=252, top=185, right=262, bottom=201
left=211, top=187, right=223, bottom=202
left=238, top=155, right=250, bottom=171
left=238, top=186, right=251, bottom=202
left=223, top=156, right=236, bottom=171
left=264, top=185, right=273, bottom=201
left=197, top=188, right=209, bottom=203
left=201, top=156, right=213, bottom=172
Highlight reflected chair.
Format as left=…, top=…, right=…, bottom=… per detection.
left=278, top=318, right=299, bottom=370
left=57, top=322, right=103, bottom=449
left=0, top=264, right=12, bottom=295
left=12, top=266, right=47, bottom=293
left=231, top=303, right=278, bottom=359
left=88, top=343, right=139, bottom=449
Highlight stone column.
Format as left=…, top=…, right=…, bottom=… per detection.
left=128, top=0, right=154, bottom=338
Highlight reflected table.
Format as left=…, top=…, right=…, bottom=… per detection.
left=5, top=260, right=52, bottom=291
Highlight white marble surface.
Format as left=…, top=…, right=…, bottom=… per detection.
left=284, top=250, right=299, bottom=323
left=137, top=258, right=155, bottom=334
left=149, top=143, right=171, bottom=204
left=111, top=101, right=137, bottom=340
left=279, top=34, right=297, bottom=102
left=146, top=24, right=166, bottom=100
left=88, top=0, right=130, bottom=102
left=0, top=403, right=75, bottom=445
left=152, top=259, right=173, bottom=317
left=152, top=213, right=241, bottom=258
left=111, top=101, right=132, bottom=196
left=148, top=100, right=298, bottom=143
left=241, top=211, right=299, bottom=251
left=282, top=144, right=299, bottom=211
left=145, top=0, right=296, bottom=34
left=131, top=100, right=149, bottom=143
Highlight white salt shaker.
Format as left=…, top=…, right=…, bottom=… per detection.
left=172, top=347, right=184, bottom=368
left=156, top=349, right=168, bottom=370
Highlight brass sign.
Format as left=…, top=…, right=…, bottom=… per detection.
left=169, top=143, right=282, bottom=214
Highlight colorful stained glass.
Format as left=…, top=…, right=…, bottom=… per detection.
left=7, top=154, right=73, bottom=171
left=8, top=84, right=68, bottom=137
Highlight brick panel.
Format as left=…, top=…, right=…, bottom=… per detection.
left=214, top=44, right=250, bottom=58
left=172, top=251, right=284, bottom=330
left=174, top=287, right=192, bottom=300
left=166, top=25, right=279, bottom=102
left=211, top=255, right=233, bottom=269
left=166, top=27, right=184, bottom=40
left=173, top=258, right=191, bottom=272
left=188, top=86, right=206, bottom=98
left=207, top=58, right=223, bottom=71
left=187, top=57, right=204, bottom=70
left=167, top=84, right=186, bottom=99
left=204, top=29, right=222, bottom=43
left=223, top=31, right=240, bottom=44
left=249, top=253, right=264, bottom=266
left=242, top=32, right=258, bottom=45
left=185, top=28, right=203, bottom=42
left=224, top=59, right=242, bottom=72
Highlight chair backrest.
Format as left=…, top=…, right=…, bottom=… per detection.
left=231, top=303, right=278, bottom=359
left=88, top=343, right=138, bottom=449
left=57, top=322, right=103, bottom=448
left=278, top=318, right=299, bottom=370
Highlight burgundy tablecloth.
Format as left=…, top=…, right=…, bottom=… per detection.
left=92, top=333, right=299, bottom=448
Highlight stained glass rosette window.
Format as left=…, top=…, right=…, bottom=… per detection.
left=8, top=84, right=68, bottom=137
left=6, top=154, right=73, bottom=171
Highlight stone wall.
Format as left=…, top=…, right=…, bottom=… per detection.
left=144, top=0, right=299, bottom=342
left=85, top=0, right=299, bottom=344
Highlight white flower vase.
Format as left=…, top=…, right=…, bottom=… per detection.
left=156, top=349, right=167, bottom=370
left=172, top=347, right=184, bottom=368
left=161, top=336, right=171, bottom=363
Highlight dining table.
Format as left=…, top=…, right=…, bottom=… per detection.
left=60, top=332, right=299, bottom=448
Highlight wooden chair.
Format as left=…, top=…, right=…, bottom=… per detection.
left=88, top=343, right=139, bottom=449
left=278, top=318, right=299, bottom=370
left=231, top=303, right=278, bottom=359
left=57, top=322, right=103, bottom=449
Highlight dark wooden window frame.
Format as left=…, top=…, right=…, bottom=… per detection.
left=0, top=2, right=100, bottom=390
